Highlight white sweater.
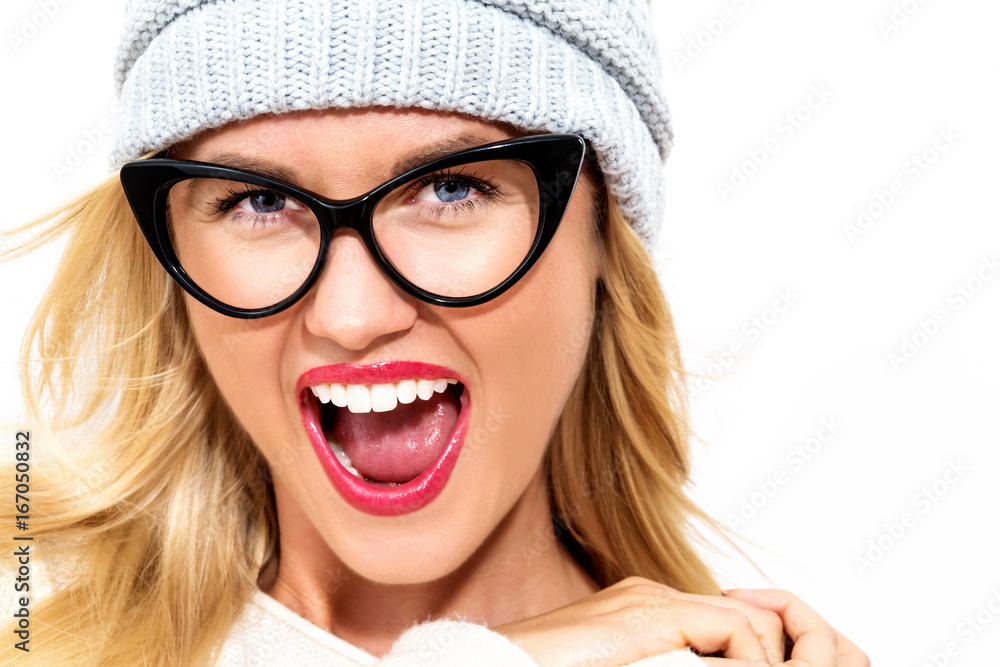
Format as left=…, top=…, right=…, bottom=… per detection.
left=214, top=589, right=705, bottom=667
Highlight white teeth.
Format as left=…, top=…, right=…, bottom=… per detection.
left=396, top=379, right=417, bottom=404
left=311, top=384, right=331, bottom=403
left=370, top=383, right=398, bottom=413
left=330, top=384, right=348, bottom=407
left=416, top=379, right=435, bottom=400
left=346, top=384, right=372, bottom=413
left=311, top=378, right=459, bottom=413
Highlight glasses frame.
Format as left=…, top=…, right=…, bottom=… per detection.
left=119, top=133, right=587, bottom=319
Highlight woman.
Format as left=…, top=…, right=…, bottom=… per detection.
left=2, top=0, right=866, bottom=665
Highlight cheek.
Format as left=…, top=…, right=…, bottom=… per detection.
left=512, top=195, right=600, bottom=390
left=185, top=299, right=293, bottom=451
left=465, top=205, right=599, bottom=490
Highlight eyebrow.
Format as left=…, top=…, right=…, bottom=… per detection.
left=389, top=135, right=502, bottom=176
left=198, top=134, right=507, bottom=188
left=192, top=154, right=297, bottom=183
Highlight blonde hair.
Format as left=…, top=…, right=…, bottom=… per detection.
left=548, top=184, right=720, bottom=593
left=1, top=168, right=720, bottom=665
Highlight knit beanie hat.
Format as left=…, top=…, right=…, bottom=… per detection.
left=112, top=0, right=671, bottom=246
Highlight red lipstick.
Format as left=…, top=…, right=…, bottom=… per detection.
left=297, top=361, right=470, bottom=516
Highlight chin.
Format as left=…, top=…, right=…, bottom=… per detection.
left=332, top=523, right=482, bottom=586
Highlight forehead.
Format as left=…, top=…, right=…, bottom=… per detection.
left=170, top=107, right=523, bottom=195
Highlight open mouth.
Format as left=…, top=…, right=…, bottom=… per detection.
left=312, top=378, right=464, bottom=487
left=297, top=364, right=471, bottom=516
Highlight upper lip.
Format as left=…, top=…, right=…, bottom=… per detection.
left=295, top=361, right=468, bottom=396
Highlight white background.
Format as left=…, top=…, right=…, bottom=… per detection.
left=2, top=1, right=999, bottom=664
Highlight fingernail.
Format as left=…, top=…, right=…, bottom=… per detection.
left=720, top=589, right=733, bottom=596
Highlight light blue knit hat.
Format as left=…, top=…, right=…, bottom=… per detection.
left=112, top=0, right=671, bottom=246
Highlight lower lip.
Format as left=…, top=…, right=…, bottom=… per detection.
left=300, top=388, right=470, bottom=517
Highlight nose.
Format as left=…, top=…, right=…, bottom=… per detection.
left=302, top=229, right=419, bottom=351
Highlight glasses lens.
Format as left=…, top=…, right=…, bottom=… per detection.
left=373, top=159, right=541, bottom=298
left=166, top=178, right=320, bottom=310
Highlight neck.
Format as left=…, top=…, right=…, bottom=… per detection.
left=260, top=469, right=599, bottom=657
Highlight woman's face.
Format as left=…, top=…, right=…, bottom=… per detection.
left=175, top=108, right=601, bottom=584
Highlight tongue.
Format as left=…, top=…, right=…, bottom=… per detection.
left=332, top=388, right=460, bottom=483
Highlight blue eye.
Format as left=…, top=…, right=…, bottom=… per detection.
left=434, top=180, right=471, bottom=203
left=241, top=191, right=286, bottom=213
left=407, top=171, right=499, bottom=211
left=208, top=185, right=308, bottom=227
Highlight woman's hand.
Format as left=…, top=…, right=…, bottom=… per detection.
left=492, top=577, right=869, bottom=667
left=722, top=589, right=869, bottom=667
left=493, top=576, right=785, bottom=666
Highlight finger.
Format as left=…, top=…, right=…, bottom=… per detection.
left=837, top=631, right=871, bottom=667
left=722, top=590, right=838, bottom=667
left=653, top=587, right=784, bottom=665
left=589, top=578, right=777, bottom=665
left=684, top=590, right=784, bottom=664
left=703, top=660, right=769, bottom=667
left=654, top=600, right=770, bottom=664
